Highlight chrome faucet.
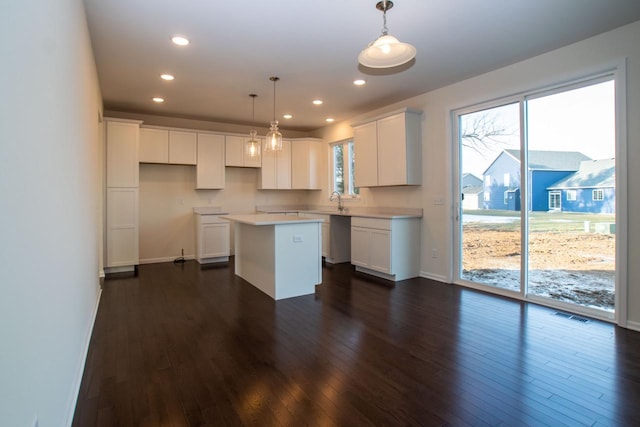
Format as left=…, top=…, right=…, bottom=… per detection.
left=330, top=191, right=344, bottom=212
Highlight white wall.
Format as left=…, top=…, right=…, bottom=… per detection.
left=0, top=0, right=103, bottom=425
left=313, top=20, right=640, bottom=326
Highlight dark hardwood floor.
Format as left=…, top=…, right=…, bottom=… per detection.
left=73, top=259, right=640, bottom=426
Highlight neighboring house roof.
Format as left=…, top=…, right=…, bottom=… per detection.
left=504, top=149, right=591, bottom=170
left=482, top=149, right=591, bottom=175
left=462, top=185, right=483, bottom=195
left=462, top=173, right=483, bottom=188
left=547, top=158, right=615, bottom=189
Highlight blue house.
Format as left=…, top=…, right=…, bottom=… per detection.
left=482, top=149, right=591, bottom=211
left=547, top=158, right=615, bottom=213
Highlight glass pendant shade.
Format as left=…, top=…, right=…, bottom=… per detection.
left=264, top=121, right=282, bottom=152
left=358, top=0, right=416, bottom=69
left=245, top=129, right=260, bottom=157
left=358, top=34, right=416, bottom=68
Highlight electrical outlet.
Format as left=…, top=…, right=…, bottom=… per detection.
left=431, top=248, right=437, bottom=258
left=433, top=197, right=444, bottom=205
left=293, top=235, right=303, bottom=243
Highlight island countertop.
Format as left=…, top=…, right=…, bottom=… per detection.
left=221, top=214, right=325, bottom=226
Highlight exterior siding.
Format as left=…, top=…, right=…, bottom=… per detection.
left=557, top=188, right=615, bottom=213
left=530, top=170, right=575, bottom=211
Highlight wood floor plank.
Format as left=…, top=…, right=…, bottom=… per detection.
left=73, top=259, right=640, bottom=426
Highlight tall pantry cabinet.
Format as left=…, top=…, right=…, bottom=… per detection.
left=105, top=118, right=142, bottom=272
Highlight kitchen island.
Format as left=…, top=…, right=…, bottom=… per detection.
left=222, top=214, right=323, bottom=300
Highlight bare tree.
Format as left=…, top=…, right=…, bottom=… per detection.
left=461, top=111, right=516, bottom=157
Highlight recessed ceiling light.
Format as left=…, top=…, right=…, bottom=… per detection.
left=312, top=99, right=323, bottom=105
left=171, top=35, right=189, bottom=46
left=325, top=118, right=335, bottom=123
left=283, top=114, right=293, bottom=119
left=160, top=74, right=175, bottom=81
left=152, top=97, right=165, bottom=103
left=354, top=79, right=366, bottom=86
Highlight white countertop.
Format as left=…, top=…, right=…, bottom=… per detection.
left=303, top=209, right=421, bottom=219
left=193, top=206, right=228, bottom=215
left=222, top=214, right=325, bottom=226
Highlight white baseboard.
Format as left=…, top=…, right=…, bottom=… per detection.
left=420, top=271, right=449, bottom=283
left=139, top=255, right=195, bottom=264
left=65, top=284, right=102, bottom=426
left=626, top=320, right=640, bottom=332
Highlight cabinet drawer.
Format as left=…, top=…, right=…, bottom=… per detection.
left=351, top=217, right=391, bottom=230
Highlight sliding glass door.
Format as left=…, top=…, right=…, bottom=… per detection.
left=526, top=80, right=616, bottom=313
left=455, top=77, right=618, bottom=318
left=458, top=102, right=521, bottom=292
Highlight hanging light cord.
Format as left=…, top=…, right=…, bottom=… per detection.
left=271, top=77, right=279, bottom=122
left=382, top=1, right=389, bottom=35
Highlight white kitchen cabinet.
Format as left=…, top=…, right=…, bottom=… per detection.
left=196, top=133, right=225, bottom=189
left=258, top=139, right=291, bottom=189
left=225, top=135, right=262, bottom=167
left=168, top=130, right=197, bottom=165
left=138, top=127, right=196, bottom=165
left=105, top=118, right=142, bottom=272
left=352, top=109, right=422, bottom=187
left=106, top=187, right=139, bottom=267
left=350, top=216, right=420, bottom=281
left=291, top=138, right=323, bottom=190
left=195, top=214, right=230, bottom=263
left=353, top=121, right=378, bottom=188
left=106, top=119, right=140, bottom=188
left=139, top=127, right=169, bottom=163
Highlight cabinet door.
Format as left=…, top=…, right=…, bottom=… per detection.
left=106, top=188, right=138, bottom=267
left=139, top=128, right=169, bottom=163
left=291, top=140, right=321, bottom=189
left=201, top=223, right=230, bottom=258
left=259, top=146, right=277, bottom=189
left=106, top=120, right=139, bottom=187
left=353, top=121, right=378, bottom=187
left=276, top=140, right=291, bottom=189
left=377, top=113, right=407, bottom=186
left=225, top=135, right=244, bottom=166
left=168, top=130, right=197, bottom=165
left=369, top=229, right=392, bottom=273
left=196, top=133, right=225, bottom=189
left=350, top=226, right=370, bottom=267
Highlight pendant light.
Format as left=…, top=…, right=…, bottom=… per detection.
left=264, top=76, right=283, bottom=152
left=245, top=94, right=260, bottom=158
left=358, top=1, right=416, bottom=69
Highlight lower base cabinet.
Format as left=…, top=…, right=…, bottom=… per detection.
left=195, top=214, right=230, bottom=263
left=351, top=217, right=420, bottom=281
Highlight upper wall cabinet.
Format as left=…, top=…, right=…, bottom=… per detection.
left=225, top=135, right=262, bottom=168
left=352, top=109, right=422, bottom=187
left=258, top=139, right=291, bottom=189
left=106, top=119, right=141, bottom=188
left=138, top=127, right=196, bottom=165
left=291, top=139, right=323, bottom=190
left=196, top=133, right=225, bottom=189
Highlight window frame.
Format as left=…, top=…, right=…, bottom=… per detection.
left=592, top=189, right=604, bottom=201
left=329, top=139, right=359, bottom=198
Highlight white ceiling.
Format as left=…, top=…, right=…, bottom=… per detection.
left=84, top=0, right=640, bottom=132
